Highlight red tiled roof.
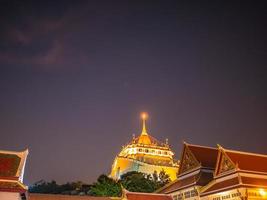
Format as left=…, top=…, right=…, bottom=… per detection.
left=126, top=192, right=172, bottom=200
left=202, top=177, right=240, bottom=195
left=0, top=180, right=26, bottom=193
left=158, top=176, right=196, bottom=194
left=188, top=145, right=218, bottom=169
left=201, top=175, right=267, bottom=196
left=225, top=150, right=267, bottom=173
left=241, top=176, right=267, bottom=187
left=0, top=153, right=21, bottom=177
left=158, top=171, right=213, bottom=194
left=29, top=194, right=117, bottom=200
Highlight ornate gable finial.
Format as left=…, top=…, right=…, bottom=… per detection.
left=121, top=185, right=128, bottom=199
left=141, top=112, right=148, bottom=135
left=236, top=162, right=240, bottom=170
left=217, top=144, right=224, bottom=150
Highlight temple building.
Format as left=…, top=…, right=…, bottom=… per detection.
left=158, top=142, right=267, bottom=200
left=0, top=149, right=29, bottom=200
left=110, top=113, right=179, bottom=181
left=200, top=145, right=267, bottom=200
left=157, top=142, right=218, bottom=200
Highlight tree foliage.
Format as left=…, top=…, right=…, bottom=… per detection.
left=120, top=170, right=170, bottom=193
left=29, top=180, right=91, bottom=195
left=89, top=174, right=121, bottom=197
left=29, top=170, right=170, bottom=196
left=119, top=171, right=156, bottom=193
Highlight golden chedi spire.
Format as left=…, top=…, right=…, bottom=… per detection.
left=110, top=112, right=179, bottom=181
left=138, top=112, right=151, bottom=144
left=141, top=112, right=148, bottom=135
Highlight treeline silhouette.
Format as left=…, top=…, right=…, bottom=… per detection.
left=29, top=170, right=171, bottom=196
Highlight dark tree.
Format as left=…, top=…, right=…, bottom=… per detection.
left=89, top=174, right=121, bottom=197
left=120, top=170, right=170, bottom=193
left=120, top=171, right=156, bottom=193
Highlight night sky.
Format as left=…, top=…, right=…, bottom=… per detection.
left=1, top=1, right=267, bottom=185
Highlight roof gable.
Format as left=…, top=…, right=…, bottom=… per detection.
left=157, top=171, right=214, bottom=194
left=214, top=146, right=267, bottom=175
left=225, top=150, right=267, bottom=173
left=0, top=153, right=21, bottom=177
left=215, top=148, right=236, bottom=177
left=178, top=144, right=200, bottom=175
left=178, top=143, right=218, bottom=175
left=0, top=149, right=28, bottom=181
left=187, top=145, right=218, bottom=169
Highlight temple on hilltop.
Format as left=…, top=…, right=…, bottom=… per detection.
left=110, top=113, right=179, bottom=181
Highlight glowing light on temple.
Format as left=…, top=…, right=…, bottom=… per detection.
left=110, top=112, right=179, bottom=180
left=259, top=189, right=267, bottom=196
left=141, top=112, right=148, bottom=135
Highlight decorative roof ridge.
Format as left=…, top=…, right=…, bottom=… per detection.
left=0, top=149, right=29, bottom=155
left=0, top=177, right=19, bottom=181
left=185, top=142, right=217, bottom=150
left=223, top=148, right=267, bottom=158
left=0, top=179, right=19, bottom=182
left=237, top=169, right=267, bottom=176
left=240, top=183, right=267, bottom=189
left=0, top=179, right=27, bottom=188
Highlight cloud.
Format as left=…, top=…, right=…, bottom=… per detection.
left=33, top=41, right=64, bottom=65
left=0, top=2, right=94, bottom=70
left=0, top=17, right=68, bottom=67
left=0, top=40, right=65, bottom=66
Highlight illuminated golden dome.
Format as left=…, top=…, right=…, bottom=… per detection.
left=110, top=113, right=178, bottom=180
left=110, top=112, right=179, bottom=181
left=128, top=112, right=167, bottom=147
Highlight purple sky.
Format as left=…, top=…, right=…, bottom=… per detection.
left=0, top=1, right=267, bottom=185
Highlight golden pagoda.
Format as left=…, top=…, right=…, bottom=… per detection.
left=110, top=113, right=179, bottom=181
